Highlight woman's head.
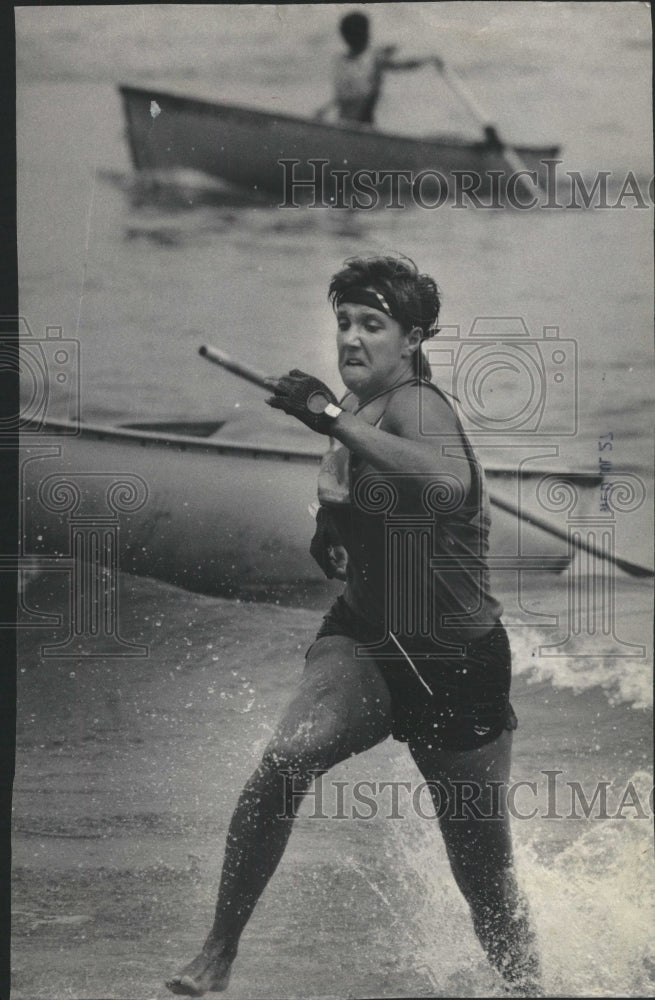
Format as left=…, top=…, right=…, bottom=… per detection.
left=328, top=255, right=441, bottom=388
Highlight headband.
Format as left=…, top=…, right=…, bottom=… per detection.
left=334, top=286, right=434, bottom=334
left=335, top=286, right=395, bottom=319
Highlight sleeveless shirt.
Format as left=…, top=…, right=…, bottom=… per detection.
left=317, top=379, right=504, bottom=647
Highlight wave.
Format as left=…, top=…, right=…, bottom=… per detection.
left=509, top=625, right=652, bottom=710
left=371, top=766, right=654, bottom=997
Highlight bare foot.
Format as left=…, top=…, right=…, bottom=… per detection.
left=166, top=939, right=237, bottom=996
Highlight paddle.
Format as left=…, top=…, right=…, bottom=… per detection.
left=488, top=492, right=654, bottom=580
left=433, top=57, right=545, bottom=198
left=199, top=345, right=654, bottom=579
left=199, top=344, right=272, bottom=390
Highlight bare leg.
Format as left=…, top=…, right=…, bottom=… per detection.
left=409, top=729, right=541, bottom=995
left=166, top=636, right=392, bottom=995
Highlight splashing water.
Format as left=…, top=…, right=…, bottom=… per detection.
left=360, top=768, right=655, bottom=997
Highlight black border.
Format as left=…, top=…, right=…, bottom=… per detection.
left=1, top=1, right=17, bottom=997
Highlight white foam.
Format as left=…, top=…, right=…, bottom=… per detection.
left=508, top=625, right=653, bottom=710
left=519, top=770, right=655, bottom=997
left=373, top=768, right=655, bottom=997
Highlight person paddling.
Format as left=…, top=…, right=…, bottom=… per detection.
left=166, top=255, right=541, bottom=997
left=315, top=11, right=441, bottom=125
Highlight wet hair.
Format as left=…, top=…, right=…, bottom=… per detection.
left=339, top=12, right=369, bottom=53
left=328, top=255, right=441, bottom=381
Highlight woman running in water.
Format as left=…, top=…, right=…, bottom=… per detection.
left=166, top=255, right=540, bottom=997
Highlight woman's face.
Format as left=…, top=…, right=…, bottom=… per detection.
left=336, top=302, right=415, bottom=398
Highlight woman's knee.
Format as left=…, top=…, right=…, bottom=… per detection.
left=262, top=703, right=344, bottom=774
left=252, top=727, right=339, bottom=822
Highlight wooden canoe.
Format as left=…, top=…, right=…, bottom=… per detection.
left=19, top=413, right=619, bottom=603
left=119, top=85, right=560, bottom=203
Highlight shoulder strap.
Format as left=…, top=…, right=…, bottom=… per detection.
left=415, top=378, right=460, bottom=405
left=352, top=376, right=418, bottom=416
left=418, top=380, right=483, bottom=505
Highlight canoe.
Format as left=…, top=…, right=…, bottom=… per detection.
left=19, top=413, right=616, bottom=605
left=119, top=85, right=560, bottom=203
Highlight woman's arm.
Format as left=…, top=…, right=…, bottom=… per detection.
left=330, top=386, right=471, bottom=493
left=265, top=372, right=470, bottom=494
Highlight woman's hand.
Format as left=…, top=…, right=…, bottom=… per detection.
left=265, top=370, right=339, bottom=435
left=310, top=506, right=348, bottom=579
left=326, top=545, right=348, bottom=581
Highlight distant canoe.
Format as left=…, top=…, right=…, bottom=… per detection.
left=20, top=414, right=612, bottom=602
left=119, top=85, right=560, bottom=203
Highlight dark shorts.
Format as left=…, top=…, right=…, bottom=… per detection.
left=313, top=596, right=517, bottom=751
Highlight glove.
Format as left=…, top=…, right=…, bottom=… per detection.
left=265, top=369, right=339, bottom=434
left=310, top=506, right=348, bottom=580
